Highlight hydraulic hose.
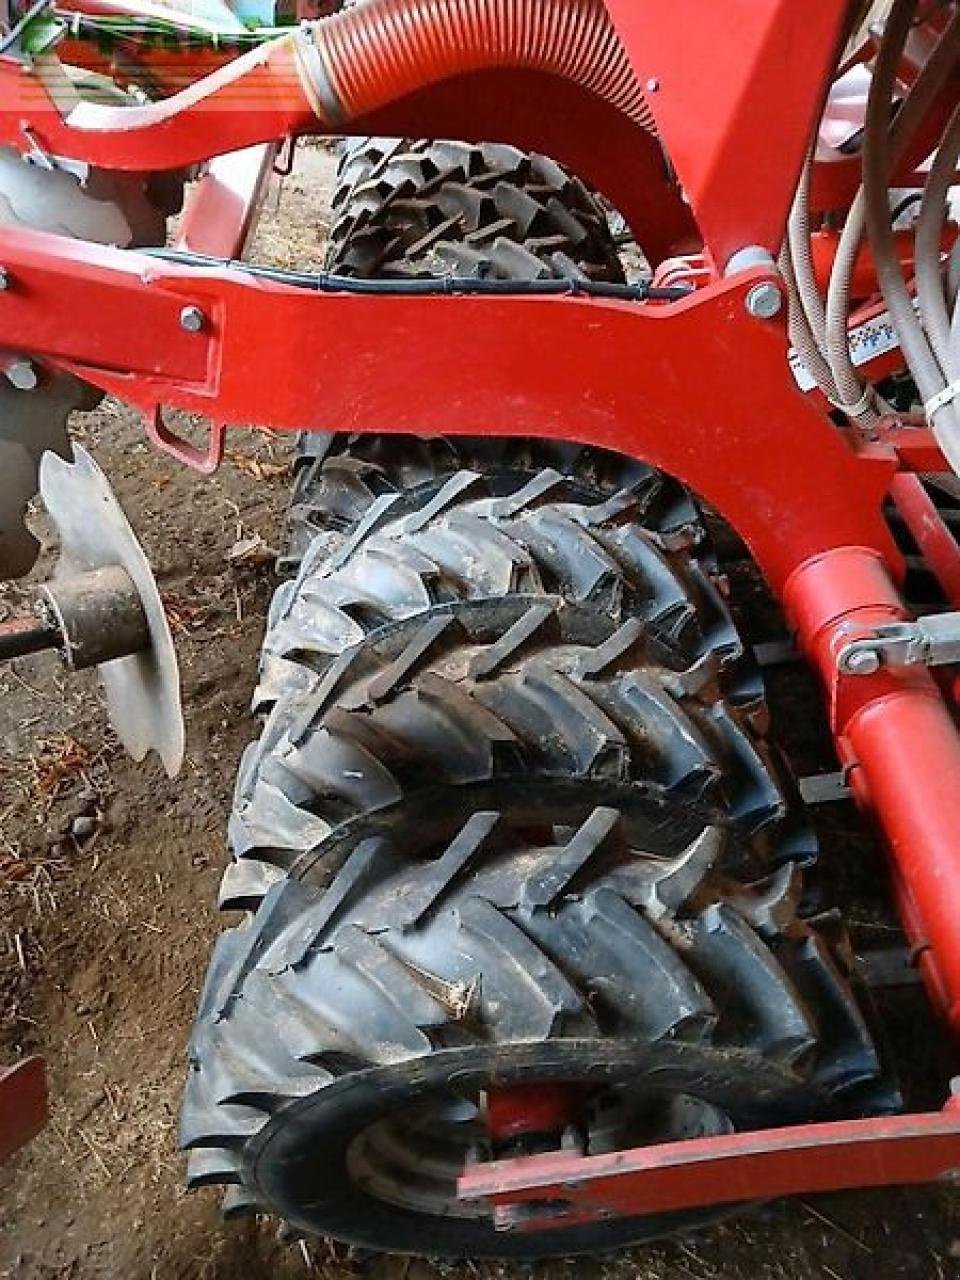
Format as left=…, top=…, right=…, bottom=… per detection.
left=780, top=242, right=842, bottom=404
left=824, top=187, right=881, bottom=422
left=788, top=157, right=831, bottom=360
left=915, top=102, right=960, bottom=372
left=864, top=0, right=960, bottom=472
left=304, top=0, right=654, bottom=132
left=788, top=0, right=960, bottom=428
left=823, top=2, right=960, bottom=424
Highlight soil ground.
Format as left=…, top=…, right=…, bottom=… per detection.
left=1, top=146, right=959, bottom=1280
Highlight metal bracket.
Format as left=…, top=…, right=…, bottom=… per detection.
left=145, top=406, right=225, bottom=476
left=838, top=612, right=960, bottom=675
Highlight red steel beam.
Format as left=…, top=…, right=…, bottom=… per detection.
left=458, top=1105, right=960, bottom=1229
left=0, top=225, right=900, bottom=591
left=602, top=0, right=850, bottom=267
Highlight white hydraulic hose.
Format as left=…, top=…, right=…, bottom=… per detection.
left=788, top=158, right=831, bottom=355
left=824, top=186, right=885, bottom=423
left=800, top=0, right=960, bottom=430
left=915, top=102, right=960, bottom=372
left=864, top=0, right=960, bottom=473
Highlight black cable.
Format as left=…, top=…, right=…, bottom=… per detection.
left=141, top=247, right=691, bottom=301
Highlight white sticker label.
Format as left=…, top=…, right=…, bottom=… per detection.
left=789, top=307, right=906, bottom=392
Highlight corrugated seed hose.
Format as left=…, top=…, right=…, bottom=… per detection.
left=298, top=0, right=655, bottom=132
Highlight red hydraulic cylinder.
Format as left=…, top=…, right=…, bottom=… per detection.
left=784, top=547, right=960, bottom=1025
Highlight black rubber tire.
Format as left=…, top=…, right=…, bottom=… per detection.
left=264, top=463, right=742, bottom=711
left=229, top=598, right=811, bottom=900
left=183, top=807, right=893, bottom=1258
left=328, top=138, right=625, bottom=283
left=182, top=128, right=891, bottom=1259
left=230, top=465, right=802, bottom=913
left=283, top=434, right=702, bottom=577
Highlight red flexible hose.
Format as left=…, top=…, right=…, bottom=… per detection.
left=309, top=0, right=654, bottom=133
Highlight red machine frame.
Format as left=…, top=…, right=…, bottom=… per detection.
left=4, top=0, right=960, bottom=1226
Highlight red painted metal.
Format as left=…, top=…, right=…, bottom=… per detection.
left=783, top=547, right=960, bottom=1021
left=0, top=60, right=687, bottom=263
left=810, top=227, right=959, bottom=301
left=0, top=226, right=901, bottom=588
left=602, top=0, right=851, bottom=267
left=458, top=1106, right=960, bottom=1230
left=176, top=145, right=278, bottom=260
left=53, top=0, right=236, bottom=94
left=486, top=1086, right=582, bottom=1146
left=0, top=40, right=313, bottom=170
left=0, top=1057, right=48, bottom=1164
left=891, top=473, right=960, bottom=608
left=868, top=423, right=947, bottom=473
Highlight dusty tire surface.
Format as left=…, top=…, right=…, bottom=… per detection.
left=179, top=133, right=894, bottom=1259
left=327, top=138, right=624, bottom=283
left=185, top=807, right=888, bottom=1258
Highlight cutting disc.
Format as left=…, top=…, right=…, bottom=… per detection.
left=39, top=445, right=184, bottom=777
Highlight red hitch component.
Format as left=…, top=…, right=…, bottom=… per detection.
left=0, top=1057, right=48, bottom=1164
left=459, top=1105, right=960, bottom=1232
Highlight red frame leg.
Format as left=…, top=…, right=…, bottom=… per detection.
left=0, top=1057, right=48, bottom=1164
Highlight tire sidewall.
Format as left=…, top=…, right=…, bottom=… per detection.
left=244, top=1039, right=833, bottom=1259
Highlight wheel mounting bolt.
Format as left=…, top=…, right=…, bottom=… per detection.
left=745, top=281, right=783, bottom=320
left=0, top=267, right=9, bottom=291
left=180, top=305, right=206, bottom=333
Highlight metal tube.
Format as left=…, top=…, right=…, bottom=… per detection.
left=0, top=613, right=59, bottom=661
left=785, top=546, right=960, bottom=1027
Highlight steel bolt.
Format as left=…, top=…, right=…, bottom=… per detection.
left=646, top=77, right=660, bottom=92
left=844, top=648, right=881, bottom=676
left=180, top=305, right=206, bottom=333
left=0, top=267, right=9, bottom=291
left=745, top=282, right=783, bottom=320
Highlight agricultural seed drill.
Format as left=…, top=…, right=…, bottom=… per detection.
left=3, top=0, right=960, bottom=1260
